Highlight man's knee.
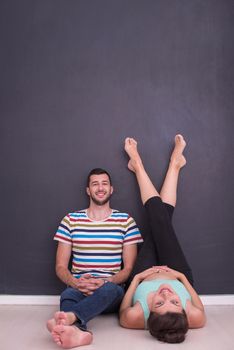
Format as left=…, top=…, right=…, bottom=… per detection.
left=101, top=282, right=124, bottom=300
left=60, top=287, right=81, bottom=302
left=100, top=283, right=124, bottom=313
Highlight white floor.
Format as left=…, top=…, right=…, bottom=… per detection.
left=0, top=305, right=234, bottom=350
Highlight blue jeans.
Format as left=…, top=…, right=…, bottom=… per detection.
left=60, top=282, right=124, bottom=331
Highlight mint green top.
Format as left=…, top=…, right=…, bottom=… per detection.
left=133, top=279, right=191, bottom=328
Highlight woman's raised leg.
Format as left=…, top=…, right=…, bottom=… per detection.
left=124, top=138, right=160, bottom=204
left=124, top=135, right=186, bottom=207
left=160, top=135, right=186, bottom=207
left=125, top=136, right=193, bottom=284
left=124, top=138, right=161, bottom=282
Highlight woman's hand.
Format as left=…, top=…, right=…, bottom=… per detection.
left=163, top=267, right=184, bottom=280
left=133, top=266, right=168, bottom=282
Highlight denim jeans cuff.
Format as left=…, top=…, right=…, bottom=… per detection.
left=73, top=314, right=91, bottom=333
left=73, top=320, right=91, bottom=332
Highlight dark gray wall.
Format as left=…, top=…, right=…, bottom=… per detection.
left=1, top=0, right=234, bottom=295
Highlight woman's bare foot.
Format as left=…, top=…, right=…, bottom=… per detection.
left=124, top=137, right=143, bottom=172
left=47, top=311, right=77, bottom=332
left=51, top=324, right=93, bottom=349
left=170, top=134, right=187, bottom=169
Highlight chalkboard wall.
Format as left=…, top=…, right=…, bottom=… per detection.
left=1, top=0, right=234, bottom=295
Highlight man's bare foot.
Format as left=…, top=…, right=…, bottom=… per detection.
left=51, top=324, right=93, bottom=349
left=170, top=134, right=187, bottom=169
left=124, top=137, right=143, bottom=172
left=47, top=318, right=56, bottom=332
left=47, top=311, right=76, bottom=332
left=55, top=311, right=76, bottom=325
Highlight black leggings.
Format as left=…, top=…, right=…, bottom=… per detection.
left=128, top=196, right=193, bottom=286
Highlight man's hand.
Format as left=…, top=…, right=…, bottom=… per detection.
left=72, top=275, right=106, bottom=295
left=55, top=243, right=107, bottom=295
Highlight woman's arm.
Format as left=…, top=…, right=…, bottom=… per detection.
left=119, top=267, right=159, bottom=328
left=165, top=267, right=206, bottom=328
left=119, top=276, right=143, bottom=328
left=179, top=274, right=204, bottom=311
left=180, top=273, right=206, bottom=328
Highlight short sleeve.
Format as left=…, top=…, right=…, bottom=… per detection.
left=123, top=216, right=143, bottom=246
left=54, top=214, right=72, bottom=245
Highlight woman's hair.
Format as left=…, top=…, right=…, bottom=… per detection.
left=147, top=310, right=189, bottom=343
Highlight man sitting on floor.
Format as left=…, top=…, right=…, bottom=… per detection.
left=47, top=168, right=143, bottom=348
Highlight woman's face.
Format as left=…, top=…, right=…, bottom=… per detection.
left=150, top=285, right=183, bottom=314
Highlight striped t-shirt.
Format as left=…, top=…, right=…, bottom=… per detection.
left=54, top=209, right=143, bottom=278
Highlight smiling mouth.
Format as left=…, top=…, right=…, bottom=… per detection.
left=159, top=288, right=173, bottom=294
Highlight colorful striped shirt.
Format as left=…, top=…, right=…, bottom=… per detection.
left=54, top=209, right=143, bottom=278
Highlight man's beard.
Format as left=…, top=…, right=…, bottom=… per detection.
left=90, top=192, right=112, bottom=206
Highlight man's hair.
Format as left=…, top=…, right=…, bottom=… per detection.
left=147, top=310, right=189, bottom=343
left=87, top=168, right=112, bottom=187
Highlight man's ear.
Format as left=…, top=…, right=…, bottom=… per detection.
left=86, top=187, right=90, bottom=196
left=110, top=186, right=114, bottom=195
